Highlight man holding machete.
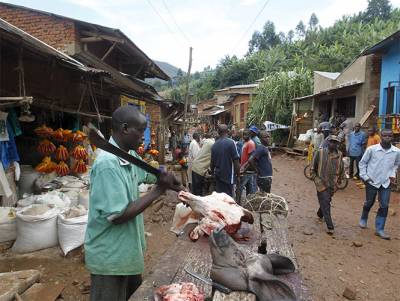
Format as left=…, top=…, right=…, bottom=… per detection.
left=84, top=105, right=178, bottom=301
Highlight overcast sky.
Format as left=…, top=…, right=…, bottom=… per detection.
left=4, top=0, right=400, bottom=72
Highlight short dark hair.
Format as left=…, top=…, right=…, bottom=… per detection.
left=112, top=105, right=144, bottom=132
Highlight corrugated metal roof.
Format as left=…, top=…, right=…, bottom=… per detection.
left=361, top=30, right=400, bottom=56
left=314, top=71, right=340, bottom=80
left=293, top=81, right=363, bottom=101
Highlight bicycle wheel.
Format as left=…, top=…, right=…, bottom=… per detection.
left=303, top=165, right=313, bottom=180
left=337, top=177, right=349, bottom=190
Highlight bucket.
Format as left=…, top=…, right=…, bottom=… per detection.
left=18, top=165, right=40, bottom=198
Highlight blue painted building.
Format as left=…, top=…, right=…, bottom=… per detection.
left=363, top=31, right=400, bottom=128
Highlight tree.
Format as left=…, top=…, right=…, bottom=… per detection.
left=296, top=21, right=306, bottom=38
left=309, top=13, right=319, bottom=30
left=248, top=21, right=280, bottom=53
left=364, top=0, right=392, bottom=21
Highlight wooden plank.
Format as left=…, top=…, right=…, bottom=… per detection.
left=0, top=270, right=41, bottom=301
left=129, top=238, right=193, bottom=301
left=359, top=105, right=376, bottom=127
left=21, top=283, right=65, bottom=301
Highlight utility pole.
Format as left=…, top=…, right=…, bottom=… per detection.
left=183, top=47, right=193, bottom=134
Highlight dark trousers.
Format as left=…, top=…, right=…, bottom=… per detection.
left=257, top=177, right=272, bottom=193
left=216, top=179, right=234, bottom=197
left=361, top=182, right=391, bottom=220
left=316, top=189, right=334, bottom=229
left=349, top=155, right=362, bottom=178
left=90, top=274, right=142, bottom=301
left=192, top=171, right=205, bottom=196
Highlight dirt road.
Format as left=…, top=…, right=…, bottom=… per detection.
left=272, top=154, right=400, bottom=301
left=0, top=154, right=399, bottom=300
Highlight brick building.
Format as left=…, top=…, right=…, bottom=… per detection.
left=0, top=2, right=169, bottom=139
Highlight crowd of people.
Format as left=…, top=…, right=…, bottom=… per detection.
left=309, top=120, right=400, bottom=239
left=178, top=124, right=273, bottom=203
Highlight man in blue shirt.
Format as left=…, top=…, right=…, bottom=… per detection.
left=246, top=130, right=273, bottom=193
left=210, top=124, right=240, bottom=197
left=348, top=123, right=367, bottom=179
left=358, top=129, right=400, bottom=240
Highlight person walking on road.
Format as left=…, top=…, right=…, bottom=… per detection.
left=358, top=129, right=400, bottom=240
left=210, top=124, right=240, bottom=197
left=311, top=135, right=344, bottom=235
left=246, top=130, right=273, bottom=193
left=348, top=123, right=367, bottom=179
left=85, top=106, right=179, bottom=301
left=191, top=132, right=215, bottom=196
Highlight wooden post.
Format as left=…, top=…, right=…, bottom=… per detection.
left=183, top=47, right=193, bottom=133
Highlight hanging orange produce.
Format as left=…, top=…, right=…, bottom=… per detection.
left=52, top=128, right=65, bottom=142
left=55, top=145, right=69, bottom=161
left=38, top=139, right=56, bottom=155
left=70, top=132, right=86, bottom=143
left=71, top=145, right=88, bottom=160
left=73, top=159, right=88, bottom=174
left=56, top=161, right=70, bottom=176
left=34, top=125, right=54, bottom=138
left=35, top=156, right=57, bottom=173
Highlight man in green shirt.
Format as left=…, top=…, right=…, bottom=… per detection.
left=85, top=105, right=178, bottom=301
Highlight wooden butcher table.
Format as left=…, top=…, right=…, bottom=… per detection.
left=130, top=213, right=311, bottom=301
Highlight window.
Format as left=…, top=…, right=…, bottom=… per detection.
left=235, top=104, right=240, bottom=124
left=336, top=96, right=356, bottom=118
left=384, top=87, right=395, bottom=115
left=240, top=103, right=245, bottom=122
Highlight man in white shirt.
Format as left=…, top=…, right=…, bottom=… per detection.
left=187, top=132, right=201, bottom=190
left=192, top=133, right=215, bottom=195
left=358, top=129, right=400, bottom=240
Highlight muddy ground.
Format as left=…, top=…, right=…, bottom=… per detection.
left=0, top=154, right=399, bottom=301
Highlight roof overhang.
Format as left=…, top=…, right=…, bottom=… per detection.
left=0, top=17, right=108, bottom=75
left=293, top=81, right=363, bottom=101
left=360, top=30, right=400, bottom=56
left=75, top=51, right=161, bottom=102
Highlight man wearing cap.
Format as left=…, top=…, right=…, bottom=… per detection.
left=311, top=135, right=344, bottom=234
left=249, top=125, right=261, bottom=146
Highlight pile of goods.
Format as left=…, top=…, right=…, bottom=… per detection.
left=171, top=191, right=254, bottom=241
left=10, top=203, right=88, bottom=255
left=154, top=282, right=204, bottom=301
left=35, top=125, right=89, bottom=176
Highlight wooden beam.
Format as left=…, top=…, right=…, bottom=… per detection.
left=32, top=102, right=111, bottom=120
left=81, top=30, right=125, bottom=44
left=101, top=41, right=117, bottom=61
left=0, top=96, right=33, bottom=102
left=80, top=37, right=103, bottom=43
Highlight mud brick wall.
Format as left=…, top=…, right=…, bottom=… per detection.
left=0, top=3, right=77, bottom=53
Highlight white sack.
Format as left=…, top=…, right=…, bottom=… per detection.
left=35, top=191, right=71, bottom=208
left=17, top=195, right=37, bottom=208
left=78, top=190, right=89, bottom=209
left=11, top=204, right=59, bottom=253
left=0, top=207, right=17, bottom=243
left=58, top=205, right=88, bottom=255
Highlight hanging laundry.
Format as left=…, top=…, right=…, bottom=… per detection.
left=0, top=111, right=9, bottom=142
left=0, top=121, right=20, bottom=170
left=7, top=109, right=22, bottom=137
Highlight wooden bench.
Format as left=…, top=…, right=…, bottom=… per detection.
left=130, top=214, right=311, bottom=301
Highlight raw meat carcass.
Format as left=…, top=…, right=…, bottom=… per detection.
left=154, top=282, right=204, bottom=301
left=172, top=191, right=254, bottom=241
